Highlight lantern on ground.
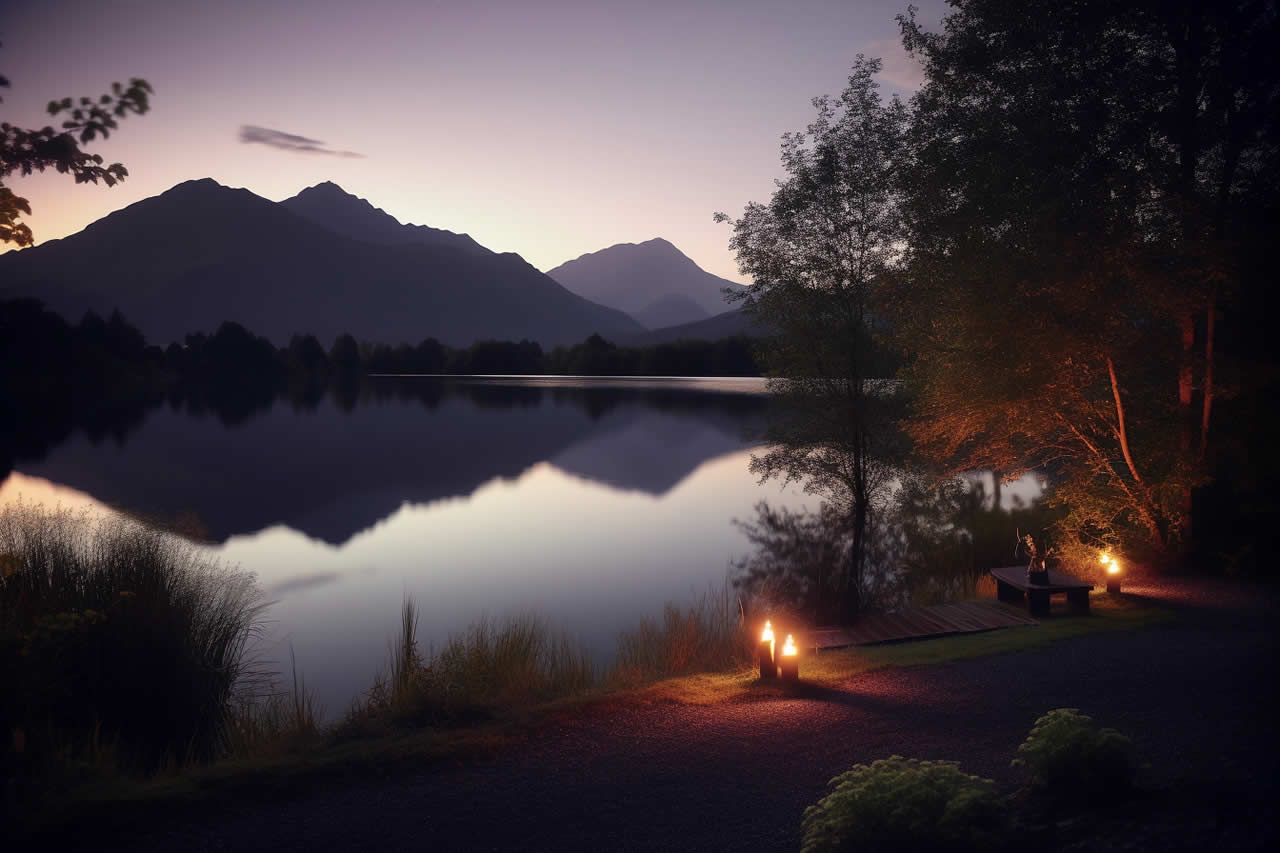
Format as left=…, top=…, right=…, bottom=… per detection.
left=758, top=620, right=777, bottom=680
left=1100, top=554, right=1122, bottom=593
left=779, top=634, right=799, bottom=681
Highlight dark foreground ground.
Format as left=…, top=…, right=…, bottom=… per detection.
left=104, top=578, right=1275, bottom=852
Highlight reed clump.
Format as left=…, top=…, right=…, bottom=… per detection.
left=226, top=647, right=323, bottom=759
left=0, top=502, right=264, bottom=775
left=346, top=600, right=597, bottom=731
left=611, top=584, right=754, bottom=685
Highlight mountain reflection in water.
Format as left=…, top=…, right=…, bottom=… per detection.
left=5, top=377, right=771, bottom=545
left=2, top=377, right=786, bottom=715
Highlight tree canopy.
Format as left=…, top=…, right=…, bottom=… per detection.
left=717, top=56, right=909, bottom=619
left=1, top=48, right=152, bottom=246
left=892, top=0, right=1280, bottom=566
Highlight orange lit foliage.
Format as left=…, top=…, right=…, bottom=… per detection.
left=894, top=0, right=1278, bottom=568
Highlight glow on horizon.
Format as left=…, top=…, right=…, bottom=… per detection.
left=1, top=0, right=941, bottom=282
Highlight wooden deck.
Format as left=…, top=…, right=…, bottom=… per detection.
left=809, top=600, right=1039, bottom=649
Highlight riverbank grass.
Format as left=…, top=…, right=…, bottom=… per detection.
left=0, top=502, right=264, bottom=778
left=10, top=582, right=1174, bottom=840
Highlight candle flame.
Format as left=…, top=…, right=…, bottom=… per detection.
left=761, top=620, right=774, bottom=644
left=1100, top=553, right=1121, bottom=575
left=781, top=634, right=797, bottom=657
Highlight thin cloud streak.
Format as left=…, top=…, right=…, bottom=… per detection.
left=239, top=125, right=364, bottom=158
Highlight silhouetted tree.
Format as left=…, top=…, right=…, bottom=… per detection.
left=0, top=45, right=152, bottom=246
left=329, top=333, right=361, bottom=373
left=286, top=333, right=330, bottom=375
left=716, top=57, right=908, bottom=620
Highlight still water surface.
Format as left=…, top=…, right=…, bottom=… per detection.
left=1, top=377, right=802, bottom=715
left=2, top=375, right=1046, bottom=716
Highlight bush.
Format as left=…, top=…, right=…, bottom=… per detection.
left=801, top=756, right=1005, bottom=853
left=0, top=503, right=264, bottom=773
left=1012, top=708, right=1136, bottom=804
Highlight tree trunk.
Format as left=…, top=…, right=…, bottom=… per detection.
left=845, top=493, right=867, bottom=623
left=1199, top=299, right=1215, bottom=463
left=1178, top=310, right=1195, bottom=548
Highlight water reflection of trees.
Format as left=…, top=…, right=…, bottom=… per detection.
left=734, top=476, right=1061, bottom=623
left=362, top=377, right=770, bottom=424
left=3, top=375, right=773, bottom=546
left=5, top=375, right=773, bottom=479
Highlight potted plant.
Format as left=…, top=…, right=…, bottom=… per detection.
left=1016, top=532, right=1052, bottom=585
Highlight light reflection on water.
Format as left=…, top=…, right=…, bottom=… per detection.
left=1, top=376, right=1043, bottom=716
left=215, top=451, right=792, bottom=716
left=1, top=378, right=795, bottom=714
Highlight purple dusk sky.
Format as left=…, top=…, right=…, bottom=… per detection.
left=2, top=0, right=943, bottom=281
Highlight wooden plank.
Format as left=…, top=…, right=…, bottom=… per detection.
left=810, top=597, right=1040, bottom=649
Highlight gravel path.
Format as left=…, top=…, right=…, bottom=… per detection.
left=115, top=578, right=1276, bottom=852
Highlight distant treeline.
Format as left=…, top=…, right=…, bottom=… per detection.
left=0, top=298, right=772, bottom=472
left=0, top=298, right=764, bottom=383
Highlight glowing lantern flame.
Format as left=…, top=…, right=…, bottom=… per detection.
left=1100, top=553, right=1121, bottom=575
left=761, top=620, right=774, bottom=645
left=781, top=634, right=797, bottom=657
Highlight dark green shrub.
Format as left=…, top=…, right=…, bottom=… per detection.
left=801, top=756, right=1005, bottom=853
left=1012, top=708, right=1136, bottom=804
left=0, top=503, right=264, bottom=773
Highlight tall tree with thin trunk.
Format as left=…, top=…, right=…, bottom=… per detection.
left=716, top=57, right=908, bottom=620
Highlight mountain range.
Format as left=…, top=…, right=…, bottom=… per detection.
left=546, top=238, right=746, bottom=329
left=623, top=307, right=765, bottom=346
left=0, top=180, right=642, bottom=348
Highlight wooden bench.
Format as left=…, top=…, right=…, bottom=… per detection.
left=990, top=565, right=1094, bottom=616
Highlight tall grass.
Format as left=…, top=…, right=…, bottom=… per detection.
left=0, top=502, right=264, bottom=773
left=349, top=601, right=596, bottom=729
left=612, top=585, right=754, bottom=685
left=226, top=646, right=322, bottom=759
left=349, top=584, right=753, bottom=733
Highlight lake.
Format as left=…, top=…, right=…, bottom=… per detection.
left=1, top=375, right=1045, bottom=717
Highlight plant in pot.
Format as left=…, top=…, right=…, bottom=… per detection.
left=1016, top=531, right=1054, bottom=585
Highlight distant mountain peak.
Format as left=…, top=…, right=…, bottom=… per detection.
left=281, top=183, right=492, bottom=256
left=0, top=179, right=640, bottom=348
left=547, top=238, right=745, bottom=327
left=164, top=177, right=225, bottom=194
left=290, top=181, right=379, bottom=210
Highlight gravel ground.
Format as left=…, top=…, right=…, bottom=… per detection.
left=105, top=577, right=1276, bottom=852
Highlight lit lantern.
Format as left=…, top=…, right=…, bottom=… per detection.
left=758, top=620, right=777, bottom=680
left=1100, top=554, right=1122, bottom=593
left=779, top=634, right=799, bottom=681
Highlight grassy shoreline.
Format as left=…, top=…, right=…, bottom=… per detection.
left=15, top=589, right=1173, bottom=839
left=1, top=502, right=1175, bottom=838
